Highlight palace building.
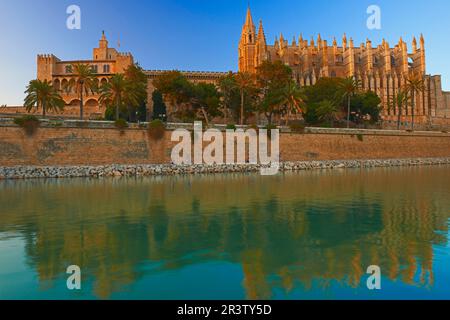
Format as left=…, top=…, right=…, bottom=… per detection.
left=238, top=8, right=450, bottom=124
left=36, top=31, right=135, bottom=118
left=31, top=32, right=226, bottom=120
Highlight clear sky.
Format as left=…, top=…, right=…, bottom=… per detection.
left=1, top=0, right=449, bottom=105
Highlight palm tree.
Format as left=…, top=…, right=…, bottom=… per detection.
left=280, top=80, right=304, bottom=126
left=404, top=73, right=425, bottom=131
left=65, top=63, right=97, bottom=120
left=316, top=100, right=339, bottom=125
left=24, top=79, right=65, bottom=118
left=390, top=90, right=408, bottom=130
left=234, top=72, right=254, bottom=125
left=99, top=74, right=139, bottom=121
left=340, top=76, right=361, bottom=128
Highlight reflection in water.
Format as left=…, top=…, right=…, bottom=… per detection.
left=0, top=166, right=449, bottom=299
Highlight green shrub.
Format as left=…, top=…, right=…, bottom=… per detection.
left=75, top=121, right=89, bottom=128
left=14, top=115, right=40, bottom=136
left=290, top=123, right=305, bottom=133
left=226, top=124, right=237, bottom=130
left=114, top=118, right=129, bottom=130
left=356, top=134, right=364, bottom=142
left=148, top=119, right=166, bottom=140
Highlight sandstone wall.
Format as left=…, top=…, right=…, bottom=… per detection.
left=1, top=126, right=450, bottom=167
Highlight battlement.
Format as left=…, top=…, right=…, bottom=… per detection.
left=37, top=54, right=60, bottom=62
left=117, top=52, right=132, bottom=57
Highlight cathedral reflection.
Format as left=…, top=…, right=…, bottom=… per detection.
left=0, top=166, right=449, bottom=299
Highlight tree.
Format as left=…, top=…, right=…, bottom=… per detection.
left=191, top=82, right=221, bottom=126
left=235, top=72, right=254, bottom=125
left=152, top=90, right=167, bottom=121
left=339, top=76, right=361, bottom=128
left=24, top=79, right=65, bottom=118
left=153, top=71, right=193, bottom=121
left=99, top=74, right=139, bottom=121
left=390, top=90, right=408, bottom=130
left=153, top=71, right=220, bottom=125
left=302, top=77, right=343, bottom=125
left=279, top=80, right=305, bottom=126
left=256, top=60, right=293, bottom=125
left=65, top=63, right=97, bottom=120
left=404, top=73, right=425, bottom=131
left=218, top=72, right=240, bottom=124
left=350, top=91, right=382, bottom=124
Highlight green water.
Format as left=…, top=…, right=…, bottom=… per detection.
left=1, top=166, right=450, bottom=300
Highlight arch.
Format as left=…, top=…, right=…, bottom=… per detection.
left=68, top=79, right=76, bottom=94
left=61, top=79, right=69, bottom=93
left=53, top=79, right=61, bottom=91
left=85, top=98, right=99, bottom=108
left=68, top=99, right=81, bottom=107
left=100, top=78, right=108, bottom=86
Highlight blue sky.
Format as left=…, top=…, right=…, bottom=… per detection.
left=1, top=0, right=449, bottom=105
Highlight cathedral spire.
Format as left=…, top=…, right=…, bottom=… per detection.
left=257, top=20, right=266, bottom=44
left=244, top=6, right=254, bottom=29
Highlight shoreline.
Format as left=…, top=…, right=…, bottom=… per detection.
left=1, top=157, right=450, bottom=180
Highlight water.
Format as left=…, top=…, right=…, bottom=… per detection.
left=1, top=166, right=450, bottom=300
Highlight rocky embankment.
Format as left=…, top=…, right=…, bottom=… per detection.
left=1, top=158, right=450, bottom=180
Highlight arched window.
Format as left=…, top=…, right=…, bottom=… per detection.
left=65, top=65, right=72, bottom=74
left=103, top=64, right=110, bottom=73
left=391, top=56, right=396, bottom=66
left=91, top=65, right=98, bottom=73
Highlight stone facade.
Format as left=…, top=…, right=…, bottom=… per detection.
left=238, top=8, right=450, bottom=124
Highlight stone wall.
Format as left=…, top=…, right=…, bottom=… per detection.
left=1, top=126, right=450, bottom=167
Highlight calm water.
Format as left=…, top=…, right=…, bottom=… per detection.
left=1, top=166, right=450, bottom=300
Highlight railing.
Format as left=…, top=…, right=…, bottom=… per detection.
left=1, top=117, right=449, bottom=136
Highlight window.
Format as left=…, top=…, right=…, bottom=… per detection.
left=91, top=65, right=98, bottom=73
left=103, top=64, right=110, bottom=73
left=65, top=65, right=73, bottom=74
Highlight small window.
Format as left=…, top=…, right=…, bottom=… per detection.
left=103, top=65, right=110, bottom=73
left=91, top=65, right=98, bottom=73
left=65, top=65, right=72, bottom=74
